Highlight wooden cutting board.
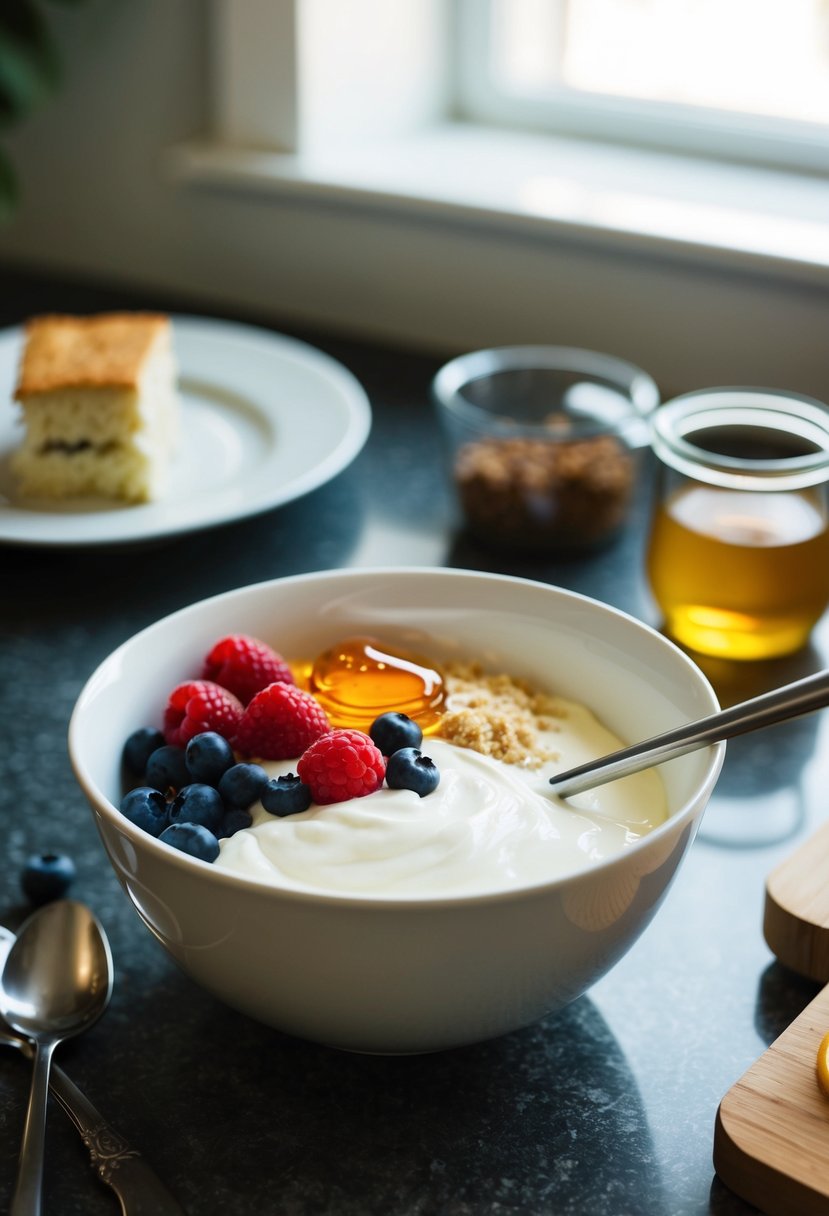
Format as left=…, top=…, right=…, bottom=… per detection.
left=714, top=821, right=829, bottom=1215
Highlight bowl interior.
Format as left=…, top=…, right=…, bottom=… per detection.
left=71, top=568, right=721, bottom=877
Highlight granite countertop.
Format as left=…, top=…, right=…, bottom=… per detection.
left=0, top=269, right=824, bottom=1215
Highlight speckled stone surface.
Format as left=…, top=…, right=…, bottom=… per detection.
left=0, top=268, right=825, bottom=1215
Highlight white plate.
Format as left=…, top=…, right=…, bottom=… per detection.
left=0, top=315, right=372, bottom=547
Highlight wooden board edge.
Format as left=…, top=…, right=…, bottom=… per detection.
left=763, top=886, right=829, bottom=985
left=763, top=820, right=829, bottom=983
left=714, top=1094, right=829, bottom=1216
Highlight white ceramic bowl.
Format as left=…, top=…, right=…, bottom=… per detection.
left=69, top=568, right=723, bottom=1054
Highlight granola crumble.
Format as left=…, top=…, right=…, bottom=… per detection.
left=439, top=661, right=568, bottom=768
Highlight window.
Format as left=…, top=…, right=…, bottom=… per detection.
left=180, top=1, right=829, bottom=290
left=455, top=0, right=829, bottom=171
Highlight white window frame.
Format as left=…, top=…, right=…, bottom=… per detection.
left=453, top=0, right=829, bottom=175
left=211, top=0, right=450, bottom=153
left=176, top=0, right=829, bottom=292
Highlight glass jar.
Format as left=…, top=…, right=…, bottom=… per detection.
left=432, top=346, right=660, bottom=556
left=646, top=388, right=829, bottom=660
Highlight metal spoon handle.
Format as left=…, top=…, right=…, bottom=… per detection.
left=0, top=923, right=186, bottom=1216
left=1, top=1027, right=186, bottom=1216
left=548, top=668, right=829, bottom=798
left=48, top=1062, right=187, bottom=1216
left=10, top=1038, right=56, bottom=1216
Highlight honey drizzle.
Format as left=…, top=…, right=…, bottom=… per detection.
left=304, top=636, right=444, bottom=732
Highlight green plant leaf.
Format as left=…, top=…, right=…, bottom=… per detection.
left=0, top=145, right=20, bottom=222
left=0, top=0, right=61, bottom=126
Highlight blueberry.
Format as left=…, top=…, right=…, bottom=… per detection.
left=185, top=731, right=235, bottom=785
left=145, top=745, right=189, bottom=793
left=123, top=727, right=165, bottom=778
left=21, top=853, right=76, bottom=905
left=369, top=712, right=423, bottom=756
left=168, top=784, right=225, bottom=834
left=159, top=822, right=220, bottom=863
left=385, top=747, right=440, bottom=797
left=120, top=787, right=170, bottom=837
left=221, top=807, right=253, bottom=838
left=261, top=773, right=312, bottom=817
left=218, top=763, right=269, bottom=809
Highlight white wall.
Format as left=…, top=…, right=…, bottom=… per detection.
left=0, top=0, right=826, bottom=402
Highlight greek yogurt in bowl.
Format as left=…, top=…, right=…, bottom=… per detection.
left=218, top=715, right=667, bottom=897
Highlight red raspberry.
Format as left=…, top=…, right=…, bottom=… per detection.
left=202, top=634, right=294, bottom=704
left=233, top=682, right=330, bottom=760
left=297, top=729, right=386, bottom=805
left=163, top=680, right=243, bottom=748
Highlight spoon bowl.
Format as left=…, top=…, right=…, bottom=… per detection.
left=1, top=900, right=112, bottom=1216
left=0, top=923, right=12, bottom=967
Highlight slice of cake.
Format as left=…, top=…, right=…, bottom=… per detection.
left=11, top=312, right=179, bottom=503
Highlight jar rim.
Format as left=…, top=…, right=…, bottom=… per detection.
left=652, top=388, right=829, bottom=491
left=431, top=345, right=660, bottom=444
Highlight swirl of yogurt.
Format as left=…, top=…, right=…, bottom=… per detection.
left=215, top=705, right=667, bottom=897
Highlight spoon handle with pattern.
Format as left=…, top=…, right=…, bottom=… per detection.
left=0, top=1026, right=186, bottom=1216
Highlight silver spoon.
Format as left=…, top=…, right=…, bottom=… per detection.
left=548, top=667, right=829, bottom=798
left=0, top=925, right=186, bottom=1216
left=1, top=900, right=113, bottom=1216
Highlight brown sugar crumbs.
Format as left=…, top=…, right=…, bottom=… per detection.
left=439, top=661, right=568, bottom=768
left=453, top=432, right=635, bottom=553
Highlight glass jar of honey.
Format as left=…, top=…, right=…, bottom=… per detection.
left=646, top=388, right=829, bottom=660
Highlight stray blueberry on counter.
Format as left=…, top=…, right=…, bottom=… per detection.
left=168, top=784, right=225, bottom=834
left=185, top=731, right=235, bottom=785
left=385, top=747, right=440, bottom=797
left=21, top=852, right=77, bottom=905
left=221, top=807, right=253, bottom=838
left=120, top=787, right=170, bottom=837
left=145, top=744, right=190, bottom=793
left=123, top=727, right=166, bottom=778
left=218, top=762, right=269, bottom=809
left=159, top=822, right=220, bottom=863
left=261, top=773, right=312, bottom=817
left=369, top=711, right=423, bottom=756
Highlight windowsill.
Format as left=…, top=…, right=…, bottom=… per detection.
left=167, top=122, right=829, bottom=287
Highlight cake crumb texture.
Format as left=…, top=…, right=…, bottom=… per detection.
left=15, top=312, right=170, bottom=396
left=10, top=311, right=178, bottom=503
left=440, top=661, right=566, bottom=767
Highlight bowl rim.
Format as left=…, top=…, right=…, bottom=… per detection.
left=69, top=567, right=724, bottom=911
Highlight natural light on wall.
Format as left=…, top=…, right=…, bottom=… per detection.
left=178, top=0, right=829, bottom=295
left=489, top=0, right=829, bottom=125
